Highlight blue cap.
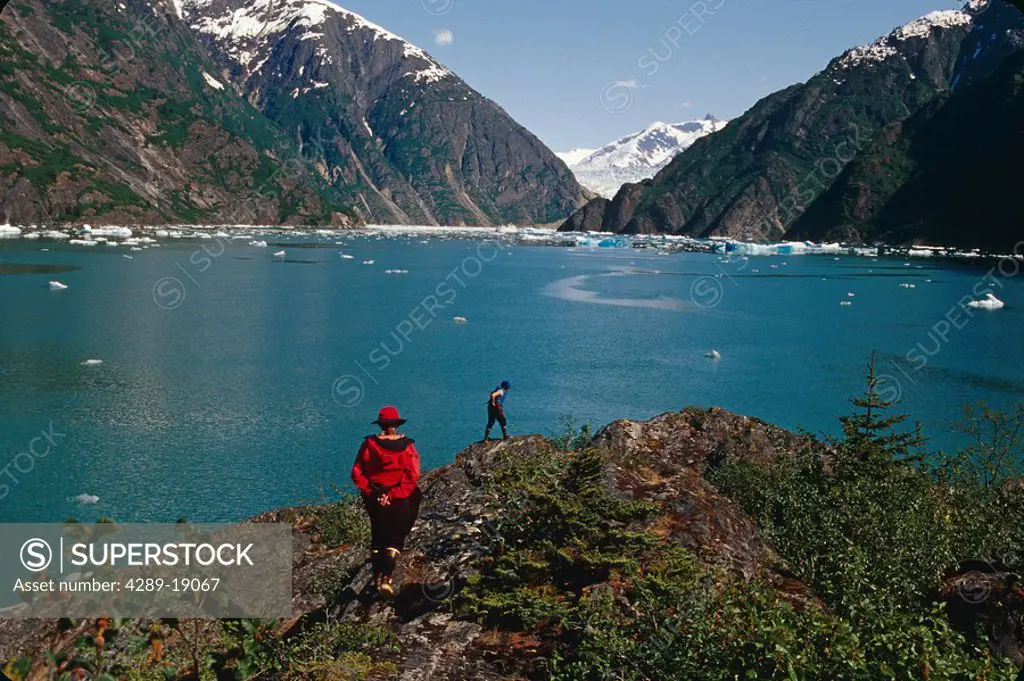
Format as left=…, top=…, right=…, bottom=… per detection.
left=500, top=380, right=511, bottom=390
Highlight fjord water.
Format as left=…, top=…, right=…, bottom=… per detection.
left=1, top=237, right=1022, bottom=523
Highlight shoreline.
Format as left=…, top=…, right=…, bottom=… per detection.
left=1, top=222, right=1022, bottom=262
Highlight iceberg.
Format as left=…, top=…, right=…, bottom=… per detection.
left=73, top=493, right=100, bottom=505
left=0, top=224, right=22, bottom=238
left=88, top=226, right=132, bottom=238
left=967, top=293, right=1005, bottom=310
left=49, top=281, right=68, bottom=290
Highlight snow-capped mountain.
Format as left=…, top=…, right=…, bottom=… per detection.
left=176, top=0, right=586, bottom=225
left=833, top=10, right=973, bottom=70
left=555, top=148, right=598, bottom=166
left=559, top=117, right=726, bottom=198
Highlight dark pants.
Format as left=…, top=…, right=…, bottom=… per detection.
left=362, top=487, right=422, bottom=576
left=486, top=404, right=507, bottom=429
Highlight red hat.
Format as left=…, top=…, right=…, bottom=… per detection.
left=372, top=405, right=407, bottom=427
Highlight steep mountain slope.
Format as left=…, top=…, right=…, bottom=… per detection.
left=560, top=117, right=726, bottom=198
left=791, top=48, right=1024, bottom=250
left=560, top=7, right=1016, bottom=239
left=181, top=0, right=588, bottom=226
left=0, top=0, right=355, bottom=226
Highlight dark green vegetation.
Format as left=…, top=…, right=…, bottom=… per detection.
left=4, top=363, right=1023, bottom=679
left=2, top=617, right=398, bottom=680
left=0, top=0, right=357, bottom=226
left=456, top=369, right=1024, bottom=678
left=0, top=0, right=586, bottom=226
left=561, top=1, right=1024, bottom=250
left=185, top=0, right=586, bottom=226
left=791, top=50, right=1024, bottom=250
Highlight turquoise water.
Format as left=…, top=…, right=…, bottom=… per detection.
left=1, top=235, right=1022, bottom=523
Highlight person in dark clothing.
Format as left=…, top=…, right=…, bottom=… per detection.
left=484, top=380, right=512, bottom=441
left=351, top=405, right=422, bottom=596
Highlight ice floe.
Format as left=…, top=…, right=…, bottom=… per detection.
left=967, top=293, right=1005, bottom=310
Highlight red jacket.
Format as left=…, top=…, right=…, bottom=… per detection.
left=351, top=435, right=421, bottom=499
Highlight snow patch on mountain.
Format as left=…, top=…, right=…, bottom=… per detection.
left=182, top=0, right=452, bottom=84
left=556, top=149, right=598, bottom=167
left=836, top=9, right=973, bottom=69
left=560, top=118, right=726, bottom=198
left=202, top=71, right=224, bottom=89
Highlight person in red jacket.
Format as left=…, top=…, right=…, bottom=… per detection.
left=351, top=405, right=422, bottom=596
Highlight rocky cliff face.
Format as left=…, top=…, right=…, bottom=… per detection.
left=790, top=8, right=1024, bottom=250
left=0, top=0, right=357, bottom=227
left=179, top=0, right=588, bottom=227
left=560, top=4, right=1024, bottom=246
left=0, top=0, right=587, bottom=227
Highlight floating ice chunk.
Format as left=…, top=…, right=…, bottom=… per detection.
left=250, top=240, right=268, bottom=248
left=847, top=292, right=856, bottom=297
left=273, top=250, right=287, bottom=257
left=69, top=239, right=98, bottom=246
left=706, top=350, right=721, bottom=360
left=385, top=269, right=409, bottom=274
left=49, top=281, right=68, bottom=290
left=0, top=224, right=22, bottom=238
left=89, top=226, right=132, bottom=238
left=453, top=316, right=468, bottom=324
left=363, top=260, right=375, bottom=265
left=81, top=359, right=103, bottom=366
left=840, top=301, right=853, bottom=307
left=967, top=293, right=1005, bottom=310
left=73, top=493, right=99, bottom=505
left=130, top=247, right=143, bottom=252
left=340, top=253, right=355, bottom=259
left=123, top=254, right=133, bottom=259
left=898, top=283, right=917, bottom=289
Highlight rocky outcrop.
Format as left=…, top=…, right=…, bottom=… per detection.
left=1, top=408, right=1018, bottom=679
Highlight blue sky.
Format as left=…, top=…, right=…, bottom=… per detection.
left=337, top=0, right=964, bottom=151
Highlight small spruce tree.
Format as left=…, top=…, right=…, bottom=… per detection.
left=839, top=352, right=925, bottom=463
